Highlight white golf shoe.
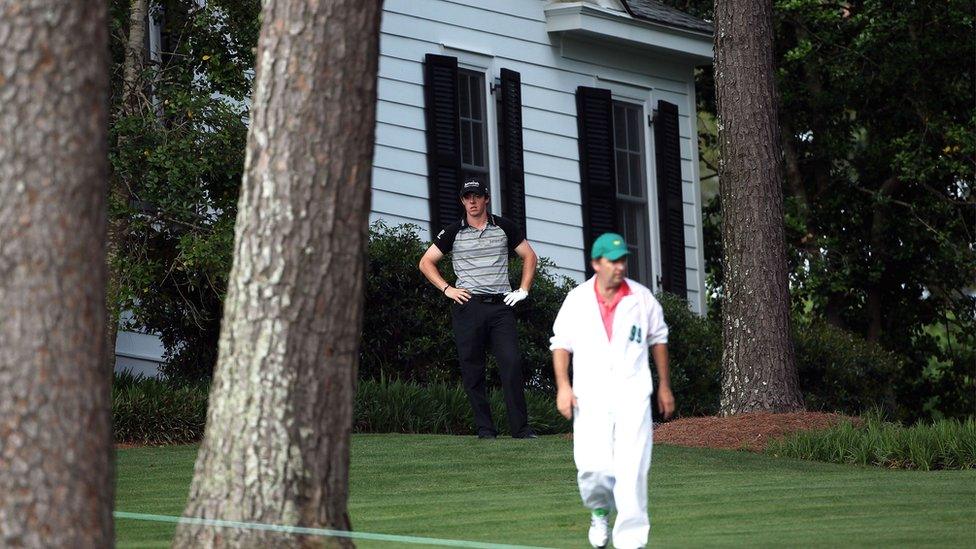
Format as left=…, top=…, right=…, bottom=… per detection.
left=588, top=511, right=610, bottom=548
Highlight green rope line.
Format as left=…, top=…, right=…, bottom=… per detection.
left=114, top=511, right=555, bottom=549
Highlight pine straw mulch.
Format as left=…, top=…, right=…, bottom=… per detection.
left=654, top=412, right=856, bottom=452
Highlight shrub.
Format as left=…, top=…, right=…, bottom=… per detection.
left=360, top=221, right=575, bottom=392
left=112, top=373, right=569, bottom=443
left=360, top=221, right=457, bottom=384
left=112, top=372, right=209, bottom=445
left=361, top=222, right=904, bottom=417
left=765, top=414, right=976, bottom=470
left=510, top=255, right=577, bottom=391
left=363, top=221, right=732, bottom=406
left=656, top=293, right=722, bottom=417
left=793, top=321, right=903, bottom=417
left=354, top=378, right=570, bottom=435
left=643, top=304, right=906, bottom=418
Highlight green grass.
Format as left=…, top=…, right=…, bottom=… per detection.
left=116, top=436, right=976, bottom=548
left=766, top=416, right=976, bottom=470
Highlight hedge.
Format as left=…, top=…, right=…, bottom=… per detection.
left=112, top=374, right=570, bottom=444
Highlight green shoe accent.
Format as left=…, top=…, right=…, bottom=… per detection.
left=591, top=508, right=609, bottom=518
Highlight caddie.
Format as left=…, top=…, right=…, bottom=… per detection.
left=549, top=232, right=675, bottom=549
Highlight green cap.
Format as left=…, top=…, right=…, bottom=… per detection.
left=591, top=232, right=630, bottom=260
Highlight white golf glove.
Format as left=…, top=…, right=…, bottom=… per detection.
left=503, top=288, right=528, bottom=306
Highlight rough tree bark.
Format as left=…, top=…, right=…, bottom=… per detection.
left=0, top=1, right=113, bottom=546
left=714, top=0, right=804, bottom=414
left=172, top=0, right=382, bottom=546
left=123, top=0, right=147, bottom=113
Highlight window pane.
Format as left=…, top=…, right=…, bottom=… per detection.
left=620, top=206, right=629, bottom=242
left=627, top=245, right=642, bottom=282
left=459, top=70, right=488, bottom=173
left=614, top=104, right=626, bottom=149
left=612, top=101, right=650, bottom=284
left=630, top=206, right=640, bottom=245
left=470, top=78, right=482, bottom=122
left=472, top=120, right=484, bottom=167
left=626, top=106, right=640, bottom=152
left=460, top=120, right=472, bottom=165
left=621, top=205, right=641, bottom=283
left=629, top=153, right=643, bottom=197
left=615, top=150, right=628, bottom=194
left=459, top=75, right=470, bottom=118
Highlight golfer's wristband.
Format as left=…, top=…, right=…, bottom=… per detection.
left=442, top=284, right=451, bottom=294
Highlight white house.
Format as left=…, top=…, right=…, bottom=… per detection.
left=116, top=0, right=713, bottom=374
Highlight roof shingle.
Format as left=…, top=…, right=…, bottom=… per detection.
left=621, top=0, right=713, bottom=35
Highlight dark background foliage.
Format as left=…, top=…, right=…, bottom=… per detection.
left=360, top=221, right=575, bottom=393
left=108, top=0, right=260, bottom=379
left=109, top=0, right=973, bottom=421
left=668, top=0, right=975, bottom=420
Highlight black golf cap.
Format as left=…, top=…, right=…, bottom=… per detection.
left=459, top=179, right=488, bottom=198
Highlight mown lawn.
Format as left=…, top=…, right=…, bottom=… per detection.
left=116, top=435, right=976, bottom=548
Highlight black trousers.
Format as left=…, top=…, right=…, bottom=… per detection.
left=451, top=297, right=530, bottom=437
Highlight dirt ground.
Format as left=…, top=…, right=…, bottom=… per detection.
left=654, top=412, right=854, bottom=452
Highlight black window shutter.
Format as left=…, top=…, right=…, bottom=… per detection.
left=499, top=68, right=526, bottom=234
left=654, top=100, right=687, bottom=298
left=576, top=86, right=618, bottom=276
left=423, top=54, right=463, bottom=232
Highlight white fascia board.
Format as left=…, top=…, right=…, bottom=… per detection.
left=115, top=330, right=166, bottom=362
left=545, top=2, right=713, bottom=64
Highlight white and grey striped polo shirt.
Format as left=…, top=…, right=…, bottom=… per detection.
left=433, top=215, right=525, bottom=295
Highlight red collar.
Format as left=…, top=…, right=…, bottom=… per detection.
left=594, top=279, right=631, bottom=306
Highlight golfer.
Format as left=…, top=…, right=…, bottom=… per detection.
left=550, top=232, right=674, bottom=549
left=418, top=179, right=538, bottom=439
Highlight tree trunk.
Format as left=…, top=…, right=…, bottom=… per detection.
left=865, top=177, right=904, bottom=343
left=173, top=1, right=381, bottom=547
left=123, top=0, right=147, bottom=113
left=0, top=1, right=113, bottom=546
left=715, top=0, right=803, bottom=415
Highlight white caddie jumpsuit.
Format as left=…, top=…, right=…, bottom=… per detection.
left=550, top=277, right=668, bottom=549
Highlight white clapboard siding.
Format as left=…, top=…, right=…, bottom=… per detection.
left=525, top=172, right=582, bottom=205
left=372, top=0, right=709, bottom=313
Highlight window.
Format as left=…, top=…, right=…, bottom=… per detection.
left=613, top=100, right=652, bottom=285
left=577, top=86, right=686, bottom=295
left=458, top=70, right=489, bottom=186
left=423, top=54, right=526, bottom=233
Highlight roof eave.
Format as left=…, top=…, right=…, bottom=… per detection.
left=544, top=2, right=713, bottom=64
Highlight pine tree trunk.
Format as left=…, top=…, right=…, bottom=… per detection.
left=714, top=0, right=803, bottom=415
left=173, top=1, right=382, bottom=546
left=0, top=1, right=113, bottom=546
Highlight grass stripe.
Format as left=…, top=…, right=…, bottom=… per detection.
left=116, top=435, right=976, bottom=548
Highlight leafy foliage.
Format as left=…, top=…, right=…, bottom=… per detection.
left=361, top=221, right=575, bottom=392
left=766, top=414, right=976, bottom=470
left=656, top=293, right=722, bottom=417
left=108, top=0, right=260, bottom=379
left=111, top=373, right=570, bottom=442
left=112, top=371, right=209, bottom=444
left=793, top=320, right=903, bottom=416
left=652, top=299, right=905, bottom=419
left=109, top=1, right=972, bottom=421
left=354, top=378, right=571, bottom=435
left=669, top=0, right=975, bottom=420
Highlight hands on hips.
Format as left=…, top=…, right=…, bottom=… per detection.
left=503, top=288, right=528, bottom=306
